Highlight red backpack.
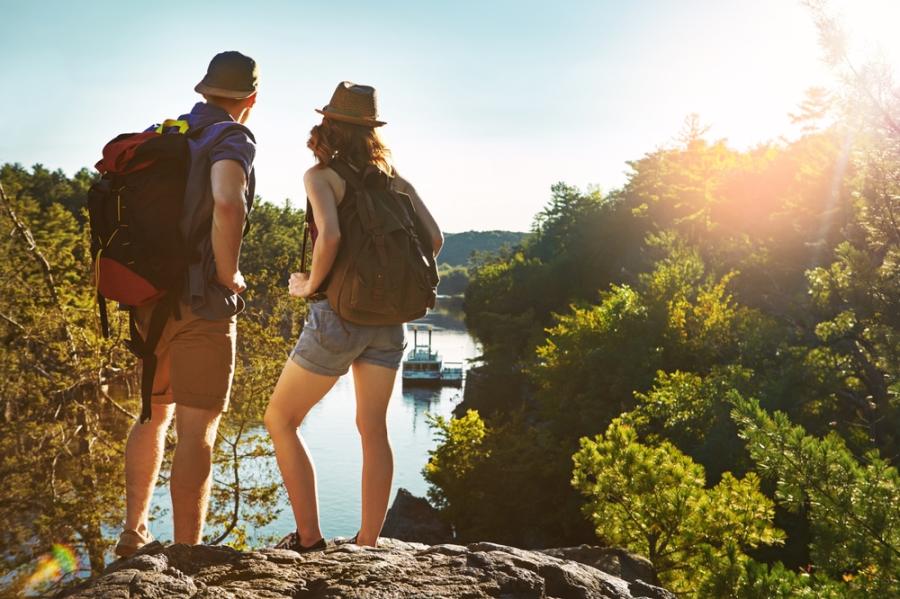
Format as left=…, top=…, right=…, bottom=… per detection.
left=89, top=119, right=197, bottom=422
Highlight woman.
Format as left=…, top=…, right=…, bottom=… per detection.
left=264, top=82, right=443, bottom=552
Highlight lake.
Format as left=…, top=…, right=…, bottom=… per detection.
left=148, top=297, right=479, bottom=544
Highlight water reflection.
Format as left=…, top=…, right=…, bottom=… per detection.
left=402, top=387, right=444, bottom=433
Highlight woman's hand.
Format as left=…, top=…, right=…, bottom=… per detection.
left=289, top=272, right=314, bottom=298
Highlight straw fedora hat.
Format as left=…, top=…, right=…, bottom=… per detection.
left=316, top=81, right=386, bottom=127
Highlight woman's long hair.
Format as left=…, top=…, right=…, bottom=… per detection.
left=308, top=118, right=392, bottom=174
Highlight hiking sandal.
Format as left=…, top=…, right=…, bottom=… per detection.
left=333, top=532, right=359, bottom=546
left=273, top=531, right=327, bottom=554
left=114, top=528, right=154, bottom=558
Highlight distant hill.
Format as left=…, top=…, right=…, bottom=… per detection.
left=438, top=230, right=528, bottom=267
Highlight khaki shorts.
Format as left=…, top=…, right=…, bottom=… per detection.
left=135, top=301, right=237, bottom=413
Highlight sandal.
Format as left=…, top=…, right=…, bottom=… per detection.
left=115, top=528, right=154, bottom=558
left=274, top=531, right=327, bottom=554
left=333, top=532, right=359, bottom=546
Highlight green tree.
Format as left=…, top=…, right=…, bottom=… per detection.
left=732, top=397, right=900, bottom=596
left=625, top=366, right=753, bottom=481
left=572, top=419, right=783, bottom=596
left=423, top=410, right=489, bottom=530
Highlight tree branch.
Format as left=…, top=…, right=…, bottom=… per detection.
left=0, top=182, right=77, bottom=358
left=210, top=421, right=245, bottom=545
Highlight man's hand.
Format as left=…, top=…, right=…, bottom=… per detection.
left=289, top=272, right=314, bottom=298
left=219, top=270, right=247, bottom=294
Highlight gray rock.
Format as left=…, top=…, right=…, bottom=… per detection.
left=60, top=538, right=674, bottom=599
left=381, top=487, right=454, bottom=545
left=540, top=545, right=660, bottom=587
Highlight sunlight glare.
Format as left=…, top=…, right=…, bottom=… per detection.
left=833, top=0, right=900, bottom=69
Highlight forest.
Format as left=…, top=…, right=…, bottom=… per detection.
left=423, top=19, right=899, bottom=599
left=437, top=231, right=527, bottom=296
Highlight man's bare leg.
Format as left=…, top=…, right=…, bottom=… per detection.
left=170, top=404, right=222, bottom=544
left=124, top=402, right=175, bottom=536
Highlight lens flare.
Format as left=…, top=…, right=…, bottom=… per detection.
left=23, top=544, right=80, bottom=593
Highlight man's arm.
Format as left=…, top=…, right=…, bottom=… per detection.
left=210, top=159, right=248, bottom=293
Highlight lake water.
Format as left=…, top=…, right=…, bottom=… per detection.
left=149, top=298, right=479, bottom=545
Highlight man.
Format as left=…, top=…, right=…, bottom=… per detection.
left=115, top=51, right=258, bottom=557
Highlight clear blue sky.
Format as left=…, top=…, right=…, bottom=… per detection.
left=2, top=0, right=890, bottom=232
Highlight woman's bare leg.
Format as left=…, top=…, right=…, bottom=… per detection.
left=264, top=358, right=338, bottom=546
left=351, top=360, right=398, bottom=546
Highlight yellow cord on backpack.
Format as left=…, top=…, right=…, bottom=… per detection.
left=155, top=119, right=190, bottom=134
left=94, top=247, right=103, bottom=293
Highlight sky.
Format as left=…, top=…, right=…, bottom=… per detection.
left=2, top=0, right=898, bottom=232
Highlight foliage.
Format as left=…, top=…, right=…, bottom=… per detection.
left=0, top=165, right=127, bottom=592
left=732, top=397, right=900, bottom=596
left=424, top=409, right=591, bottom=547
left=531, top=240, right=764, bottom=443
left=436, top=263, right=469, bottom=296
left=464, top=183, right=644, bottom=367
left=423, top=411, right=488, bottom=527
left=805, top=240, right=900, bottom=453
left=572, top=419, right=782, bottom=595
left=701, top=556, right=846, bottom=599
left=625, top=366, right=753, bottom=480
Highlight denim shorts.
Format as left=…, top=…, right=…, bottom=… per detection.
left=290, top=299, right=408, bottom=376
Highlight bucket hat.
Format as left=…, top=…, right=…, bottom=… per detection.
left=316, top=81, right=386, bottom=127
left=194, top=51, right=258, bottom=99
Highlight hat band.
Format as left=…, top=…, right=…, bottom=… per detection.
left=322, top=104, right=378, bottom=120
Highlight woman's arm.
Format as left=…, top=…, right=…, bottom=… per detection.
left=394, top=174, right=443, bottom=257
left=290, top=168, right=341, bottom=298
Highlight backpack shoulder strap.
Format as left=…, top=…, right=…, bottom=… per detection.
left=328, top=158, right=365, bottom=191
left=189, top=120, right=256, bottom=144
left=301, top=197, right=312, bottom=273
left=126, top=288, right=179, bottom=423
left=328, top=159, right=386, bottom=235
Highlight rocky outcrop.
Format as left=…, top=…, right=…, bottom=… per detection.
left=541, top=546, right=662, bottom=591
left=61, top=539, right=675, bottom=599
left=381, top=487, right=453, bottom=545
